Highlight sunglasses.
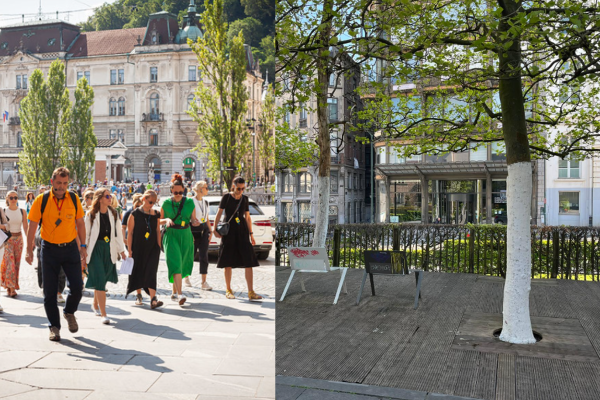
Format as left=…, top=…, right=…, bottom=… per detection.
left=104, top=194, right=112, bottom=199
left=172, top=191, right=184, bottom=196
left=235, top=187, right=245, bottom=192
left=8, top=196, right=17, bottom=200
left=147, top=201, right=155, bottom=205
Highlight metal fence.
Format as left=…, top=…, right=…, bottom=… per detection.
left=275, top=223, right=600, bottom=280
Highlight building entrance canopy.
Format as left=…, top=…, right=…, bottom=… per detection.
left=378, top=162, right=536, bottom=225
left=377, top=161, right=509, bottom=180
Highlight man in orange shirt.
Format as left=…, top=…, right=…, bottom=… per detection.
left=25, top=167, right=87, bottom=342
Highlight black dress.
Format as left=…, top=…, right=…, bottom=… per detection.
left=216, top=194, right=259, bottom=269
left=126, top=208, right=160, bottom=296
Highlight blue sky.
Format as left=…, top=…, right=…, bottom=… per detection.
left=1, top=0, right=119, bottom=27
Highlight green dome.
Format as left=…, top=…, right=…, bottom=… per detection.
left=178, top=25, right=202, bottom=44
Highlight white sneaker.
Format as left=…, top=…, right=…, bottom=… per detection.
left=101, top=316, right=110, bottom=325
left=92, top=304, right=101, bottom=316
left=178, top=294, right=186, bottom=306
left=201, top=282, right=212, bottom=291
left=184, top=276, right=192, bottom=287
left=0, top=303, right=3, bottom=313
left=57, top=293, right=65, bottom=303
left=170, top=293, right=178, bottom=301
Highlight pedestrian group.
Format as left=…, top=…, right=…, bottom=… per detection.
left=0, top=167, right=264, bottom=342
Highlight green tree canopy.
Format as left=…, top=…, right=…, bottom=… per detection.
left=188, top=0, right=250, bottom=186
left=19, top=59, right=95, bottom=186
left=64, top=77, right=97, bottom=184
left=228, top=17, right=264, bottom=47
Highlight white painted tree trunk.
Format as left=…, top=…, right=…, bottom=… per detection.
left=313, top=175, right=330, bottom=247
left=499, top=161, right=536, bottom=344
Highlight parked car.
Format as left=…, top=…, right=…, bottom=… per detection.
left=202, top=196, right=273, bottom=260
left=494, top=212, right=507, bottom=225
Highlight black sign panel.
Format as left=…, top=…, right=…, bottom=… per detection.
left=364, top=251, right=407, bottom=275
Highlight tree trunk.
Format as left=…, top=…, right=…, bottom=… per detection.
left=312, top=0, right=333, bottom=248
left=497, top=0, right=536, bottom=344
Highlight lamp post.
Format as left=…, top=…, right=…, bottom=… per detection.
left=365, top=131, right=375, bottom=223
left=246, top=118, right=257, bottom=184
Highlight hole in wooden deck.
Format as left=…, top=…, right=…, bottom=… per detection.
left=492, top=328, right=543, bottom=342
left=453, top=312, right=599, bottom=362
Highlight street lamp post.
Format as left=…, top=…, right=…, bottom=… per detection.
left=251, top=132, right=256, bottom=183
left=246, top=118, right=257, bottom=184
left=219, top=146, right=224, bottom=195
left=365, top=131, right=375, bottom=223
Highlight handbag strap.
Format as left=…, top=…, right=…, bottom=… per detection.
left=226, top=195, right=244, bottom=224
left=170, top=197, right=186, bottom=224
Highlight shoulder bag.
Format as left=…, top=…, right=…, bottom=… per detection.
left=216, top=195, right=243, bottom=237
left=160, top=198, right=186, bottom=252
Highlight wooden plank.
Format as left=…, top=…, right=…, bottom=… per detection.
left=276, top=269, right=600, bottom=399
left=495, top=353, right=515, bottom=400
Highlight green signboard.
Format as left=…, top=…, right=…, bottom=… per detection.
left=183, top=157, right=195, bottom=172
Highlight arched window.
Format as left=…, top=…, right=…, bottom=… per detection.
left=118, top=97, right=125, bottom=116
left=149, top=129, right=159, bottom=146
left=109, top=98, right=117, bottom=116
left=150, top=93, right=159, bottom=117
left=187, top=94, right=195, bottom=110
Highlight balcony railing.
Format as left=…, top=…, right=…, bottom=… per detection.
left=8, top=117, right=20, bottom=125
left=299, top=119, right=307, bottom=128
left=141, top=113, right=164, bottom=122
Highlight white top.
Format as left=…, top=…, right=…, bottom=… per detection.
left=4, top=208, right=23, bottom=233
left=193, top=197, right=209, bottom=223
left=84, top=209, right=126, bottom=265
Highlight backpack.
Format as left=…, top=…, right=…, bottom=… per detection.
left=34, top=191, right=80, bottom=246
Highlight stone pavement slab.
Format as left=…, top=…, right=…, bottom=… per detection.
left=1, top=389, right=92, bottom=400
left=0, top=238, right=275, bottom=398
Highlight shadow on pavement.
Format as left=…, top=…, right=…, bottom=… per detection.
left=62, top=336, right=172, bottom=373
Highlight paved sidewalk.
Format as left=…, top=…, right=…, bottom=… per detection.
left=277, top=377, right=482, bottom=400
left=0, top=245, right=275, bottom=399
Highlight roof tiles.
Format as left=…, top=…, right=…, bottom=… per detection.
left=69, top=28, right=146, bottom=57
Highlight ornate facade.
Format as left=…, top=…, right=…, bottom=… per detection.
left=0, top=3, right=264, bottom=184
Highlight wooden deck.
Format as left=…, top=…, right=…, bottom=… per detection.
left=276, top=268, right=600, bottom=400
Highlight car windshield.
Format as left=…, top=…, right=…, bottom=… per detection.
left=208, top=201, right=264, bottom=216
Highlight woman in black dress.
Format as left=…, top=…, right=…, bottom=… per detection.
left=126, top=190, right=163, bottom=309
left=213, top=177, right=262, bottom=301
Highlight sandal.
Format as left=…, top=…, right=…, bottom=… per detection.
left=225, top=290, right=235, bottom=299
left=248, top=291, right=263, bottom=301
left=135, top=293, right=143, bottom=306
left=150, top=296, right=163, bottom=309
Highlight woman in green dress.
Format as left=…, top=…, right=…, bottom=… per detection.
left=160, top=174, right=201, bottom=305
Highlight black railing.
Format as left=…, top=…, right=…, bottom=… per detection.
left=275, top=223, right=600, bottom=280
left=8, top=117, right=20, bottom=125
left=299, top=119, right=307, bottom=128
